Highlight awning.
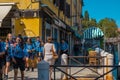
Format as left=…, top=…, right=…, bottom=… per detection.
left=0, top=3, right=15, bottom=27
left=83, top=27, right=104, bottom=39
left=71, top=26, right=81, bottom=39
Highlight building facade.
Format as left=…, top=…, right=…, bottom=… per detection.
left=0, top=0, right=83, bottom=54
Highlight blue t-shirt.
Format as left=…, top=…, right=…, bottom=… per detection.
left=13, top=44, right=26, bottom=58
left=0, top=42, right=5, bottom=52
left=34, top=41, right=40, bottom=52
left=7, top=41, right=14, bottom=57
left=38, top=46, right=44, bottom=53
left=60, top=42, right=68, bottom=51
left=25, top=43, right=35, bottom=54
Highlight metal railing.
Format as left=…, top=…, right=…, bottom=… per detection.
left=51, top=56, right=120, bottom=80
left=51, top=65, right=120, bottom=80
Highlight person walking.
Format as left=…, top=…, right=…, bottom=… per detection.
left=25, top=38, right=35, bottom=71
left=4, top=33, right=14, bottom=80
left=60, top=39, right=69, bottom=55
left=37, top=41, right=44, bottom=62
left=12, top=37, right=26, bottom=80
left=0, top=39, right=5, bottom=80
left=43, top=36, right=57, bottom=80
left=34, top=36, right=41, bottom=53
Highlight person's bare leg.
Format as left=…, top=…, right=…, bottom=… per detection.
left=26, top=58, right=29, bottom=71
left=49, top=67, right=53, bottom=80
left=21, top=71, right=24, bottom=80
left=31, top=59, right=34, bottom=71
left=4, top=62, right=10, bottom=79
left=14, top=69, right=18, bottom=80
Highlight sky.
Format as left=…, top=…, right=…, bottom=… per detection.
left=82, top=0, right=120, bottom=27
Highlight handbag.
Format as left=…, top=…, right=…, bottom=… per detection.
left=52, top=45, right=58, bottom=59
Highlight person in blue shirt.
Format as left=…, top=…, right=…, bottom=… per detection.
left=60, top=39, right=69, bottom=55
left=4, top=33, right=14, bottom=80
left=0, top=39, right=5, bottom=80
left=11, top=37, right=26, bottom=80
left=34, top=36, right=41, bottom=53
left=25, top=38, right=35, bottom=72
left=37, top=41, right=44, bottom=62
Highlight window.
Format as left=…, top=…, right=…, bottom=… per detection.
left=53, top=27, right=58, bottom=41
left=45, top=22, right=51, bottom=41
left=0, top=28, right=11, bottom=37
left=73, top=0, right=77, bottom=6
left=49, top=0, right=53, bottom=3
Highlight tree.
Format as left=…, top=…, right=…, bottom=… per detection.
left=97, top=18, right=118, bottom=38
left=89, top=18, right=97, bottom=27
left=84, top=11, right=89, bottom=21
left=82, top=10, right=90, bottom=29
left=82, top=10, right=97, bottom=30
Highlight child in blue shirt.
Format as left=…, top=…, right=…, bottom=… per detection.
left=37, top=41, right=44, bottom=62
left=12, top=37, right=26, bottom=80
left=34, top=37, right=41, bottom=53
left=25, top=38, right=35, bottom=71
left=0, top=39, right=5, bottom=80
left=4, top=33, right=14, bottom=80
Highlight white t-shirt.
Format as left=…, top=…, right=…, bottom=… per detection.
left=44, top=43, right=56, bottom=65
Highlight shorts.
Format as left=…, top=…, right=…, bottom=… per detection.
left=60, top=50, right=68, bottom=56
left=26, top=53, right=35, bottom=60
left=0, top=58, right=5, bottom=69
left=13, top=57, right=25, bottom=71
left=44, top=54, right=55, bottom=65
left=6, top=55, right=12, bottom=62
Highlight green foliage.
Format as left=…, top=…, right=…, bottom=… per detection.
left=82, top=10, right=97, bottom=30
left=84, top=11, right=89, bottom=21
left=97, top=18, right=118, bottom=38
left=82, top=11, right=118, bottom=38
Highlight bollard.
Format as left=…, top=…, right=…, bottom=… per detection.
left=106, top=53, right=114, bottom=80
left=61, top=54, right=68, bottom=80
left=100, top=51, right=109, bottom=80
left=38, top=60, right=49, bottom=80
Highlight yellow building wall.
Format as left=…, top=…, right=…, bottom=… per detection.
left=0, top=0, right=39, bottom=9
left=0, top=0, right=81, bottom=27
left=0, top=0, right=82, bottom=37
left=41, top=0, right=71, bottom=26
left=14, top=18, right=42, bottom=37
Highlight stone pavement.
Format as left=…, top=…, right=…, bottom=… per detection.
left=8, top=67, right=102, bottom=80
left=8, top=68, right=38, bottom=80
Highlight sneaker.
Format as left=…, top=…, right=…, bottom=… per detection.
left=26, top=67, right=29, bottom=71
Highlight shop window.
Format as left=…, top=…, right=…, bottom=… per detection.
left=0, top=28, right=11, bottom=37
left=53, top=27, right=58, bottom=41
left=45, top=22, right=51, bottom=41
left=2, top=18, right=12, bottom=27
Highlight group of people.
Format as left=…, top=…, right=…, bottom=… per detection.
left=0, top=33, right=69, bottom=80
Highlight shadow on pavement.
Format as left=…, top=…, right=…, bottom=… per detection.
left=9, top=77, right=38, bottom=80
